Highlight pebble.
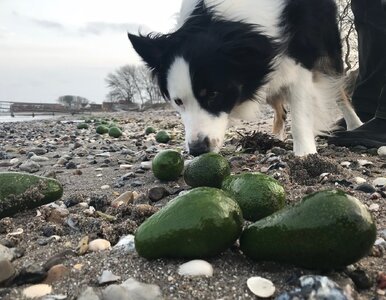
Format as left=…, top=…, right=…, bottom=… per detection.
left=373, top=177, right=386, bottom=188
left=354, top=177, right=367, bottom=184
left=0, top=244, right=14, bottom=261
left=29, top=148, right=47, bottom=155
left=102, top=285, right=130, bottom=300
left=121, top=278, right=163, bottom=300
left=247, top=276, right=275, bottom=298
left=96, top=152, right=111, bottom=158
left=140, top=161, right=152, bottom=170
left=378, top=146, right=386, bottom=157
left=98, top=270, right=121, bottom=285
left=178, top=260, right=214, bottom=277
left=10, top=158, right=19, bottom=165
left=30, top=154, right=49, bottom=162
left=0, top=161, right=12, bottom=167
left=44, top=264, right=69, bottom=284
left=355, top=183, right=376, bottom=194
left=358, top=159, right=373, bottom=167
left=22, top=284, right=52, bottom=298
left=100, top=185, right=110, bottom=190
left=113, top=235, right=135, bottom=253
left=119, top=164, right=133, bottom=170
left=88, top=239, right=111, bottom=252
left=19, top=161, right=40, bottom=173
left=78, top=287, right=100, bottom=300
left=369, top=203, right=380, bottom=212
left=148, top=187, right=169, bottom=202
left=346, top=269, right=373, bottom=290
left=0, top=259, right=15, bottom=283
left=340, top=161, right=351, bottom=168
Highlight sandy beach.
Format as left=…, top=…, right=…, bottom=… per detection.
left=0, top=109, right=385, bottom=299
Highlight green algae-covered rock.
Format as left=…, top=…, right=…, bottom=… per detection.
left=240, top=189, right=377, bottom=269
left=108, top=127, right=122, bottom=138
left=0, top=172, right=63, bottom=218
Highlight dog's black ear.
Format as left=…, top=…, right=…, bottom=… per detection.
left=128, top=33, right=167, bottom=71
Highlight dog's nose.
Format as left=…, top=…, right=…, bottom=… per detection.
left=189, top=137, right=210, bottom=156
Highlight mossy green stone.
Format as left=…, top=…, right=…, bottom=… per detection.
left=155, top=130, right=170, bottom=143
left=240, top=189, right=377, bottom=269
left=108, top=127, right=122, bottom=138
left=184, top=153, right=230, bottom=188
left=152, top=150, right=184, bottom=181
left=145, top=127, right=157, bottom=135
left=135, top=187, right=243, bottom=259
left=0, top=172, right=63, bottom=218
left=222, top=173, right=285, bottom=221
left=96, top=125, right=109, bottom=134
left=77, top=123, right=89, bottom=130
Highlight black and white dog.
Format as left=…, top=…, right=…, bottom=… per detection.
left=129, top=0, right=362, bottom=156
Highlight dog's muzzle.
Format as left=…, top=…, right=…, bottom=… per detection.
left=188, top=136, right=210, bottom=156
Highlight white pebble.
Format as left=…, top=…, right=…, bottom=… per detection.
left=247, top=277, right=276, bottom=298
left=96, top=152, right=111, bottom=157
left=369, top=203, right=380, bottom=212
left=340, top=161, right=351, bottom=168
left=120, top=164, right=133, bottom=170
left=358, top=159, right=373, bottom=167
left=354, top=177, right=367, bottom=184
left=140, top=161, right=152, bottom=170
left=378, top=146, right=386, bottom=157
left=22, top=284, right=52, bottom=298
left=88, top=239, right=111, bottom=252
left=178, top=260, right=213, bottom=277
left=373, top=177, right=386, bottom=187
left=10, top=158, right=19, bottom=165
left=101, top=185, right=110, bottom=190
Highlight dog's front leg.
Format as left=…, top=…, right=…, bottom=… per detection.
left=288, top=77, right=318, bottom=156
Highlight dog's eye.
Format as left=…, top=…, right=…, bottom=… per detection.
left=174, top=98, right=183, bottom=106
left=207, top=91, right=219, bottom=99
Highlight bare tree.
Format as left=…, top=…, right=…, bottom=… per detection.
left=57, top=95, right=90, bottom=110
left=105, top=65, right=163, bottom=105
left=337, top=0, right=358, bottom=73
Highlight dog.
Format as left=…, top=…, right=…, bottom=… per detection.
left=128, top=0, right=363, bottom=156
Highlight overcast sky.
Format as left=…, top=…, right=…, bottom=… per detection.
left=0, top=0, right=181, bottom=103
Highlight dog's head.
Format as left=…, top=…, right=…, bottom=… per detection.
left=129, top=15, right=275, bottom=155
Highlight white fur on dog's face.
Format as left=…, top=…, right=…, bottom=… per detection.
left=167, top=57, right=229, bottom=153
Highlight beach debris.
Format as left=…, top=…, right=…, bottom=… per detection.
left=247, top=276, right=275, bottom=298
left=178, top=260, right=214, bottom=277
left=276, top=275, right=351, bottom=300
left=98, top=270, right=121, bottom=285
left=111, top=191, right=134, bottom=208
